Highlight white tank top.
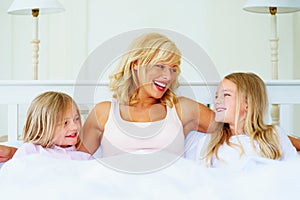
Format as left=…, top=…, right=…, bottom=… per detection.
left=101, top=99, right=184, bottom=157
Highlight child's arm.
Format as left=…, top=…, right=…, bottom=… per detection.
left=0, top=145, right=17, bottom=162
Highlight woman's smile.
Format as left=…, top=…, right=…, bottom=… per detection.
left=153, top=80, right=168, bottom=92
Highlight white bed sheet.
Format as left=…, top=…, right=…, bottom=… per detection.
left=0, top=151, right=300, bottom=200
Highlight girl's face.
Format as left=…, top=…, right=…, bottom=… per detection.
left=52, top=103, right=81, bottom=148
left=214, top=79, right=247, bottom=129
left=136, top=62, right=179, bottom=99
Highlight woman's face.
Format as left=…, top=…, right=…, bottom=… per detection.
left=136, top=62, right=179, bottom=99
left=52, top=103, right=81, bottom=147
left=214, top=79, right=247, bottom=128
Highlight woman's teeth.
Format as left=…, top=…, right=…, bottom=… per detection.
left=153, top=81, right=166, bottom=88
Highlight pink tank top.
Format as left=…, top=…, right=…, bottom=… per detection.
left=101, top=99, right=184, bottom=157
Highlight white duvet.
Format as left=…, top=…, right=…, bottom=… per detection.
left=0, top=152, right=300, bottom=200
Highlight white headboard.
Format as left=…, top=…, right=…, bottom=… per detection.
left=1, top=80, right=300, bottom=143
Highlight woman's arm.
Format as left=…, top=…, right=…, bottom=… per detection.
left=288, top=135, right=300, bottom=151
left=77, top=101, right=111, bottom=154
left=0, top=145, right=17, bottom=162
left=177, top=97, right=217, bottom=136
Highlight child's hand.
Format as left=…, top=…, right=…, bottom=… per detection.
left=0, top=145, right=17, bottom=162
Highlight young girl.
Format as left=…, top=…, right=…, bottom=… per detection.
left=12, top=91, right=92, bottom=160
left=188, top=72, right=298, bottom=167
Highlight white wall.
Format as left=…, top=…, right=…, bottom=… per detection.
left=0, top=0, right=300, bottom=135
left=0, top=0, right=13, bottom=79
left=87, top=0, right=297, bottom=80
left=1, top=0, right=88, bottom=80
left=1, top=0, right=298, bottom=80
left=293, top=12, right=300, bottom=135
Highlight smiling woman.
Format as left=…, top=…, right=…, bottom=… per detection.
left=78, top=32, right=217, bottom=172
left=150, top=64, right=179, bottom=92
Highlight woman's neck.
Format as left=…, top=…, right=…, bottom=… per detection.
left=121, top=100, right=166, bottom=122
left=133, top=92, right=161, bottom=108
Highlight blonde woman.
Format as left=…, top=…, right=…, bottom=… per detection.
left=79, top=32, right=216, bottom=157
left=12, top=91, right=92, bottom=160
left=0, top=33, right=216, bottom=163
left=189, top=72, right=298, bottom=167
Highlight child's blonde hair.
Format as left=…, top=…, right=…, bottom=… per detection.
left=109, top=32, right=181, bottom=107
left=205, top=72, right=282, bottom=166
left=23, top=91, right=82, bottom=148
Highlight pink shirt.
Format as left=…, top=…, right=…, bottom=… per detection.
left=101, top=99, right=185, bottom=157
left=13, top=142, right=93, bottom=160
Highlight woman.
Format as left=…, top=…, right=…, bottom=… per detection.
left=78, top=32, right=217, bottom=157
left=0, top=32, right=216, bottom=162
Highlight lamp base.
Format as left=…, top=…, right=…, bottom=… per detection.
left=31, top=39, right=40, bottom=80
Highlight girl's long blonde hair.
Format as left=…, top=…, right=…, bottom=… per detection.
left=109, top=32, right=181, bottom=107
left=23, top=91, right=82, bottom=148
left=205, top=72, right=282, bottom=166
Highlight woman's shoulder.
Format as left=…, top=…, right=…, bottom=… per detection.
left=95, top=100, right=112, bottom=107
left=91, top=101, right=112, bottom=126
left=175, top=96, right=198, bottom=109
left=176, top=96, right=208, bottom=108
left=175, top=96, right=208, bottom=112
left=177, top=96, right=195, bottom=103
left=94, top=101, right=112, bottom=112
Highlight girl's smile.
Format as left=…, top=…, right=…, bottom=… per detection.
left=52, top=104, right=81, bottom=148
left=214, top=78, right=248, bottom=134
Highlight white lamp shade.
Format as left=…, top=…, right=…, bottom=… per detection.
left=7, top=0, right=65, bottom=15
left=244, top=0, right=300, bottom=13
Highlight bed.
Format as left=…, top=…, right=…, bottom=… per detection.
left=0, top=80, right=300, bottom=199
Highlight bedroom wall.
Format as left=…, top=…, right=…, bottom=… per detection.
left=0, top=0, right=88, bottom=80
left=1, top=0, right=298, bottom=80
left=293, top=12, right=300, bottom=136
left=0, top=0, right=300, bottom=136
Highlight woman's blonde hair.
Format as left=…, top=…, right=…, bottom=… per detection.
left=109, top=32, right=181, bottom=107
left=23, top=91, right=82, bottom=148
left=205, top=72, right=282, bottom=166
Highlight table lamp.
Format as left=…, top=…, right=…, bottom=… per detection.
left=243, top=0, right=300, bottom=125
left=7, top=0, right=65, bottom=80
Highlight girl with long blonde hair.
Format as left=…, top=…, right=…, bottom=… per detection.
left=193, top=72, right=298, bottom=167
